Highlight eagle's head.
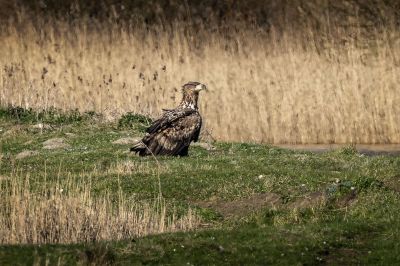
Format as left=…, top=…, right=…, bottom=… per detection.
left=180, top=81, right=207, bottom=109
left=183, top=81, right=207, bottom=93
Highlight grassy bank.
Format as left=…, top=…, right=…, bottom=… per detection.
left=0, top=108, right=399, bottom=264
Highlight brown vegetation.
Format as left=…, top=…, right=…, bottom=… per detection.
left=0, top=172, right=199, bottom=245
left=1, top=1, right=400, bottom=143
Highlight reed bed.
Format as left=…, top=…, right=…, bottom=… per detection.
left=1, top=10, right=399, bottom=144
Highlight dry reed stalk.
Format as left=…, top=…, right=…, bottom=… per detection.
left=0, top=15, right=399, bottom=144
left=0, top=172, right=200, bottom=245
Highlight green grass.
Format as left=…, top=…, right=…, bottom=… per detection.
left=1, top=107, right=400, bottom=265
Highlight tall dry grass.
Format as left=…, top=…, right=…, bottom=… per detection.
left=0, top=171, right=199, bottom=245
left=1, top=10, right=400, bottom=144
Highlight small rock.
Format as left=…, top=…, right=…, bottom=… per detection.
left=32, top=123, right=52, bottom=130
left=43, top=138, right=70, bottom=149
left=64, top=133, right=76, bottom=137
left=112, top=137, right=141, bottom=145
left=191, top=142, right=216, bottom=151
left=16, top=150, right=39, bottom=159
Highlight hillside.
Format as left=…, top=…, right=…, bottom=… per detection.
left=0, top=108, right=399, bottom=264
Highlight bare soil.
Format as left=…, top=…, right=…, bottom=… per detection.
left=196, top=193, right=282, bottom=218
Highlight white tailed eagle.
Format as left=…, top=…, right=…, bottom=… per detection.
left=130, top=82, right=206, bottom=156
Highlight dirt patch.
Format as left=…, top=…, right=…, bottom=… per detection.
left=336, top=191, right=358, bottom=208
left=196, top=193, right=282, bottom=218
left=196, top=188, right=359, bottom=218
left=288, top=191, right=327, bottom=209
left=383, top=176, right=400, bottom=193
left=43, top=138, right=70, bottom=149
left=15, top=150, right=39, bottom=159
left=112, top=137, right=141, bottom=145
left=323, top=247, right=363, bottom=265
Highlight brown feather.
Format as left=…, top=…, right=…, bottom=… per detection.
left=130, top=82, right=205, bottom=156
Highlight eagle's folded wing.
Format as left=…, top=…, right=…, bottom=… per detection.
left=142, top=112, right=201, bottom=156
left=146, top=108, right=197, bottom=134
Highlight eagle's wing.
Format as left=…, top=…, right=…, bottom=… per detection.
left=146, top=108, right=196, bottom=134
left=135, top=109, right=201, bottom=156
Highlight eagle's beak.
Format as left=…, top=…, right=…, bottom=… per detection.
left=195, top=84, right=207, bottom=92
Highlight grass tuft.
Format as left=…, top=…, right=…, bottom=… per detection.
left=0, top=106, right=100, bottom=125
left=117, top=112, right=152, bottom=132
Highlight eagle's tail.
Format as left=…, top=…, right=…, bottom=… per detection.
left=130, top=140, right=147, bottom=155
